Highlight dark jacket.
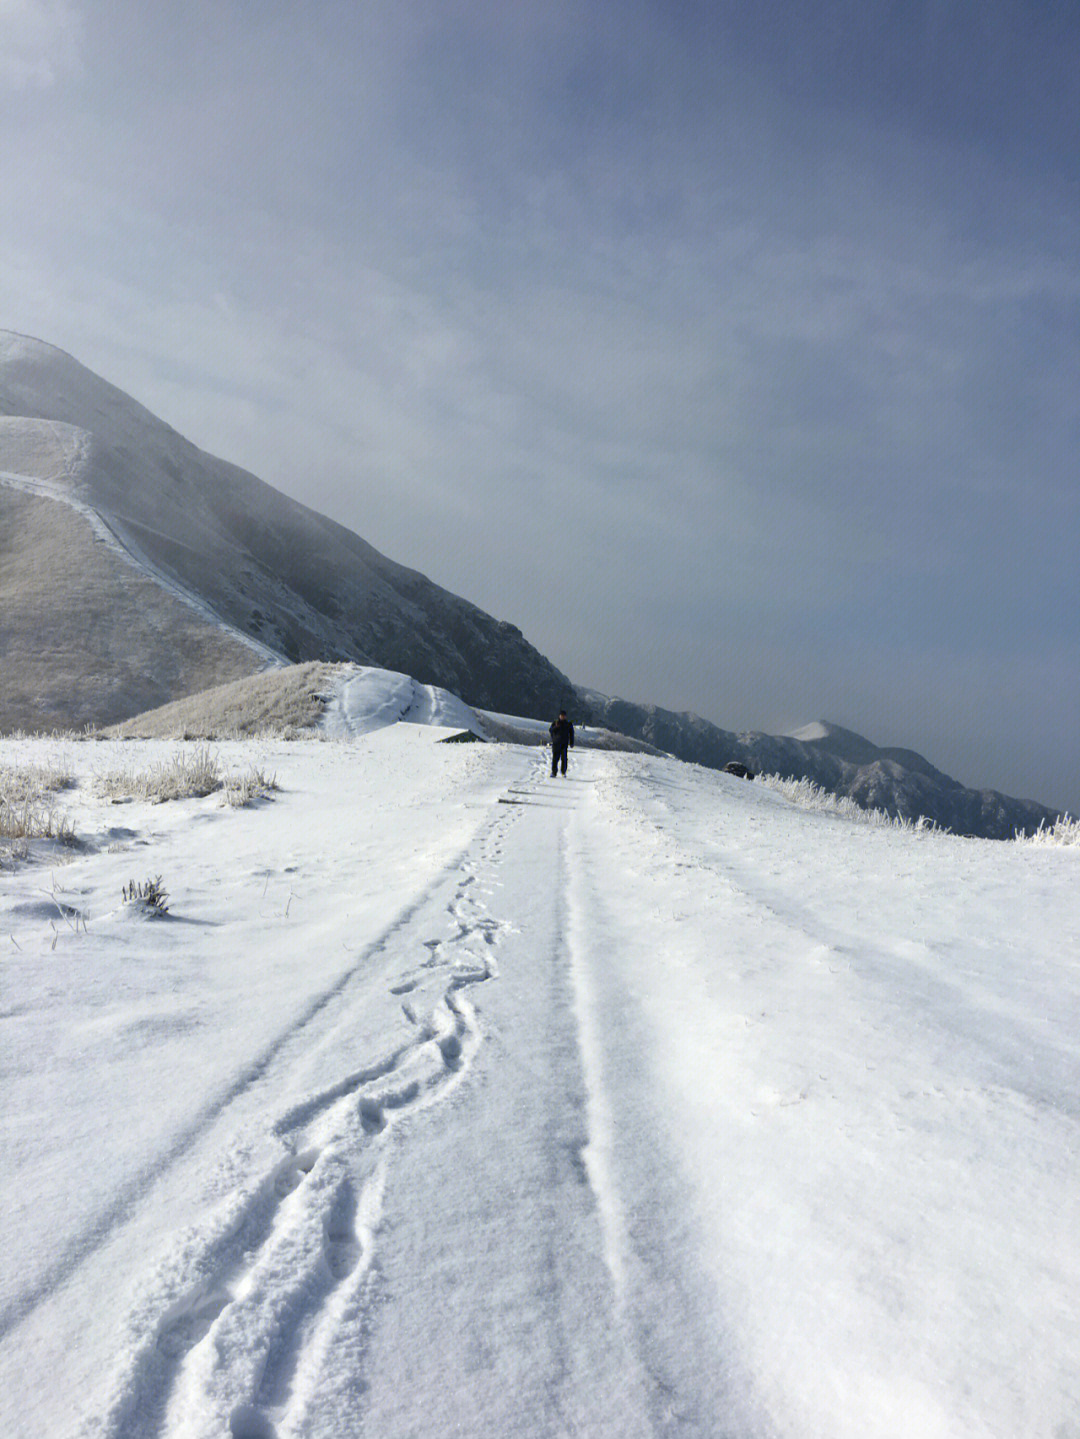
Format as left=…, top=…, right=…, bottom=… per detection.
left=549, top=716, right=574, bottom=749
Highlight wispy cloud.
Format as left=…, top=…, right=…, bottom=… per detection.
left=0, top=0, right=81, bottom=88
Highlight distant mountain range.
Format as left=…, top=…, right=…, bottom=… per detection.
left=580, top=702, right=1057, bottom=840
left=0, top=330, right=1062, bottom=839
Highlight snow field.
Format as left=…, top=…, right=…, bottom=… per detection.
left=319, top=665, right=485, bottom=740
left=576, top=758, right=1080, bottom=1437
left=1, top=716, right=1078, bottom=1438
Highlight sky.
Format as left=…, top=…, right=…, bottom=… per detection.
left=1, top=0, right=1078, bottom=812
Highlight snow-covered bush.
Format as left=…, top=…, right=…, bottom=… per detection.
left=1016, top=815, right=1080, bottom=847
left=0, top=763, right=77, bottom=862
left=95, top=746, right=223, bottom=803
left=223, top=765, right=279, bottom=807
left=758, top=773, right=938, bottom=833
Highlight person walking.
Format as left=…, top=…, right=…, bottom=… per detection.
left=549, top=708, right=574, bottom=777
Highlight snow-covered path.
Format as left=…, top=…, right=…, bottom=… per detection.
left=2, top=726, right=1078, bottom=1438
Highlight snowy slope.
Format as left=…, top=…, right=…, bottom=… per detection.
left=1, top=672, right=1077, bottom=1439
left=0, top=330, right=576, bottom=729
left=0, top=442, right=267, bottom=729
left=319, top=665, right=486, bottom=739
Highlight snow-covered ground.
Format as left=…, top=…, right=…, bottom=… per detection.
left=319, top=666, right=485, bottom=739
left=0, top=464, right=280, bottom=669
left=2, top=677, right=1078, bottom=1438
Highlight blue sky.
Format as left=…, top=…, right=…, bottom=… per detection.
left=2, top=0, right=1077, bottom=810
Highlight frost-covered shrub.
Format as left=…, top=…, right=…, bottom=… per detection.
left=122, top=876, right=169, bottom=914
left=95, top=746, right=223, bottom=803
left=1016, top=815, right=1080, bottom=847
left=223, top=765, right=279, bottom=807
left=758, top=773, right=938, bottom=833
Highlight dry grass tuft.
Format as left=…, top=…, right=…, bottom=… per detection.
left=0, top=759, right=77, bottom=803
left=223, top=765, right=279, bottom=807
left=758, top=773, right=939, bottom=833
left=95, top=746, right=223, bottom=803
left=1017, top=815, right=1080, bottom=847
left=0, top=763, right=77, bottom=863
left=94, top=747, right=279, bottom=807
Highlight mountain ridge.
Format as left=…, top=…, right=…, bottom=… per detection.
left=576, top=694, right=1060, bottom=839
left=0, top=330, right=1063, bottom=839
left=0, top=330, right=576, bottom=721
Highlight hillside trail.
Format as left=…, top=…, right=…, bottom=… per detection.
left=154, top=747, right=736, bottom=1439
left=5, top=729, right=1078, bottom=1438
left=3, top=744, right=739, bottom=1439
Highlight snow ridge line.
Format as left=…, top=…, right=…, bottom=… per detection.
left=92, top=801, right=517, bottom=1439
left=0, top=821, right=499, bottom=1347
left=0, top=467, right=282, bottom=667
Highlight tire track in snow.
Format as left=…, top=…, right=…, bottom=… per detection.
left=564, top=822, right=633, bottom=1307
left=563, top=789, right=743, bottom=1437
left=93, top=791, right=524, bottom=1439
left=0, top=819, right=504, bottom=1347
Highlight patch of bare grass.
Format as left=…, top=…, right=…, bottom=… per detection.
left=104, top=661, right=338, bottom=739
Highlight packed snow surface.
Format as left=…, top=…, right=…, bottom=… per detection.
left=2, top=680, right=1078, bottom=1438
left=319, top=666, right=484, bottom=739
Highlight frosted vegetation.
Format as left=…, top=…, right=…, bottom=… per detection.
left=1, top=748, right=276, bottom=871
left=758, top=772, right=939, bottom=832
left=103, top=661, right=336, bottom=740
left=0, top=758, right=77, bottom=862
left=1018, top=813, right=1080, bottom=846
left=93, top=745, right=277, bottom=808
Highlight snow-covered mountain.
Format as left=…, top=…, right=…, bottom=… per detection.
left=581, top=694, right=1061, bottom=840
left=0, top=330, right=575, bottom=729
left=0, top=330, right=1062, bottom=837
